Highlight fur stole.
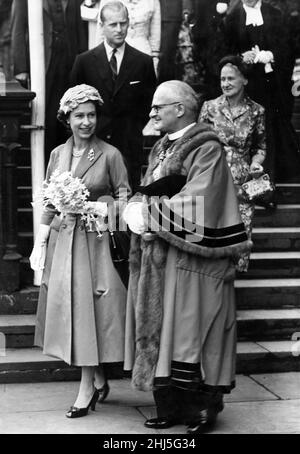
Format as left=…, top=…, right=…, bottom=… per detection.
left=143, top=123, right=220, bottom=184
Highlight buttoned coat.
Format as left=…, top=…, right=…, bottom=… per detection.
left=34, top=135, right=131, bottom=366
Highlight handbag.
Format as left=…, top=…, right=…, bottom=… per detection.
left=242, top=173, right=275, bottom=202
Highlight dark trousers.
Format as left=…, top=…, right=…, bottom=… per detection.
left=153, top=386, right=223, bottom=424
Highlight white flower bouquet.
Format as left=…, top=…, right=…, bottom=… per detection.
left=40, top=170, right=108, bottom=236
left=42, top=170, right=90, bottom=213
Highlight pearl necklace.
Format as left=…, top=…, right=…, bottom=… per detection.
left=72, top=147, right=86, bottom=158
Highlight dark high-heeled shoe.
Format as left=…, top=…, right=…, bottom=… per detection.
left=66, top=389, right=99, bottom=418
left=97, top=382, right=110, bottom=403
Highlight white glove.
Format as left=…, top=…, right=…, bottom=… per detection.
left=123, top=202, right=146, bottom=235
left=29, top=225, right=50, bottom=271
left=84, top=201, right=108, bottom=217
left=253, top=48, right=274, bottom=65
left=83, top=0, right=96, bottom=6
left=216, top=2, right=228, bottom=14
left=242, top=50, right=258, bottom=65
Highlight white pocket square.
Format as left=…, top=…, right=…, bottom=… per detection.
left=130, top=81, right=141, bottom=85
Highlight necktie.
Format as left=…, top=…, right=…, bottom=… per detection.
left=110, top=48, right=118, bottom=81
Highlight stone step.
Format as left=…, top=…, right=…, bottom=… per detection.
left=17, top=228, right=300, bottom=259
left=20, top=258, right=33, bottom=287
left=235, top=278, right=300, bottom=309
left=16, top=147, right=31, bottom=167
left=16, top=196, right=300, bottom=257
left=0, top=287, right=39, bottom=315
left=17, top=186, right=32, bottom=210
left=236, top=309, right=300, bottom=341
left=246, top=252, right=300, bottom=279
left=254, top=205, right=300, bottom=227
left=0, top=342, right=299, bottom=383
left=15, top=183, right=300, bottom=207
left=292, top=112, right=300, bottom=129
left=15, top=242, right=300, bottom=287
left=275, top=184, right=300, bottom=204
left=18, top=232, right=33, bottom=257
left=2, top=279, right=299, bottom=317
left=0, top=314, right=36, bottom=348
left=0, top=348, right=80, bottom=383
left=252, top=227, right=300, bottom=252
left=17, top=208, right=33, bottom=233
left=293, top=101, right=300, bottom=113
left=2, top=279, right=298, bottom=317
left=236, top=341, right=300, bottom=374
left=1, top=307, right=299, bottom=349
left=17, top=166, right=32, bottom=187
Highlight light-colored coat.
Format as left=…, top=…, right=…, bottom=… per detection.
left=35, top=136, right=131, bottom=366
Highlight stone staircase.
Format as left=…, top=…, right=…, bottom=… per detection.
left=1, top=185, right=300, bottom=383
left=0, top=102, right=300, bottom=384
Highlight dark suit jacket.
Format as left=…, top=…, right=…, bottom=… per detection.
left=11, top=0, right=87, bottom=75
left=223, top=1, right=293, bottom=89
left=70, top=42, right=156, bottom=186
left=158, top=0, right=193, bottom=82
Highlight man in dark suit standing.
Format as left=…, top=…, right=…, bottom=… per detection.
left=71, top=1, right=156, bottom=190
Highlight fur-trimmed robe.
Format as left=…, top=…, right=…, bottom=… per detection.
left=124, top=123, right=252, bottom=391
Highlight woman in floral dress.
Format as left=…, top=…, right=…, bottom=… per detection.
left=199, top=55, right=266, bottom=271
left=174, top=1, right=203, bottom=89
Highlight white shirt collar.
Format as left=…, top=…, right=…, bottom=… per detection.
left=168, top=123, right=196, bottom=141
left=243, top=0, right=264, bottom=27
left=104, top=41, right=126, bottom=71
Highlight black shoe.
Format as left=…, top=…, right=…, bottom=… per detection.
left=186, top=398, right=224, bottom=434
left=186, top=408, right=218, bottom=434
left=66, top=389, right=99, bottom=419
left=97, top=382, right=110, bottom=403
left=144, top=417, right=180, bottom=429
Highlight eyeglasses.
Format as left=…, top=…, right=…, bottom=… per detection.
left=150, top=102, right=182, bottom=114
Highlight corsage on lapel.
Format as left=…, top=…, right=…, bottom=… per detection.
left=74, top=138, right=103, bottom=179
left=87, top=148, right=95, bottom=162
